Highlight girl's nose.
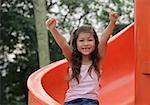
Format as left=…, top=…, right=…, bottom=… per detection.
left=84, top=41, right=88, bottom=45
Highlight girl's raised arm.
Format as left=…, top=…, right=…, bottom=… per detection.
left=46, top=18, right=72, bottom=63
left=98, top=12, right=118, bottom=66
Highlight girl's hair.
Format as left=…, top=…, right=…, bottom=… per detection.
left=70, top=25, right=100, bottom=83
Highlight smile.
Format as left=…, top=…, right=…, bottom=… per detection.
left=82, top=48, right=91, bottom=51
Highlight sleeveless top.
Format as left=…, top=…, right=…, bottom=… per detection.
left=64, top=64, right=100, bottom=102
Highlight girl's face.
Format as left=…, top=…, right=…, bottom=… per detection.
left=77, top=32, right=96, bottom=56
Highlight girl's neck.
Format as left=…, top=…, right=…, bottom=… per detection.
left=82, top=55, right=92, bottom=65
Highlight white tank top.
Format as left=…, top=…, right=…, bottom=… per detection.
left=64, top=64, right=100, bottom=102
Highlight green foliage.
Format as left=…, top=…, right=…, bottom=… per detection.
left=48, top=32, right=64, bottom=62
left=113, top=24, right=129, bottom=35
left=1, top=0, right=38, bottom=104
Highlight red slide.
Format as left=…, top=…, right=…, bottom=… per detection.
left=27, top=24, right=135, bottom=105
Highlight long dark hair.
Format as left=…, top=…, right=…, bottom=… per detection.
left=70, top=25, right=100, bottom=83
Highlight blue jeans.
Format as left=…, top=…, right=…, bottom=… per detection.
left=64, top=98, right=99, bottom=105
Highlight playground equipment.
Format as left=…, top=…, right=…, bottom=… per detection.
left=27, top=0, right=150, bottom=104
left=135, top=0, right=150, bottom=104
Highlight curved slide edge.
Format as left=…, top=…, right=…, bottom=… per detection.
left=27, top=60, right=67, bottom=105
left=27, top=23, right=134, bottom=105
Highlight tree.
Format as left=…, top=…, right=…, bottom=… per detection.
left=45, top=0, right=134, bottom=38
left=1, top=0, right=63, bottom=104
left=1, top=0, right=39, bottom=104
left=32, top=0, right=50, bottom=67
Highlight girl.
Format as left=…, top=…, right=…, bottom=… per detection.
left=46, top=12, right=118, bottom=105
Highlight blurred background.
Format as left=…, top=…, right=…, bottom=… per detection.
left=1, top=0, right=134, bottom=105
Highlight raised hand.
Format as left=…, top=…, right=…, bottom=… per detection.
left=46, top=18, right=57, bottom=30
left=109, top=12, right=118, bottom=23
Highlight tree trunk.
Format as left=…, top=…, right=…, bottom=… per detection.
left=33, top=0, right=50, bottom=67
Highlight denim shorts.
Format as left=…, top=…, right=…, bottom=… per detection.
left=64, top=98, right=99, bottom=105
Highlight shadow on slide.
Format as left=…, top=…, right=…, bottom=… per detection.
left=27, top=24, right=135, bottom=105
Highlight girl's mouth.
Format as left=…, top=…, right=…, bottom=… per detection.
left=82, top=48, right=91, bottom=51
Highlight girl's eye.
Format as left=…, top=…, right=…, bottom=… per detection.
left=88, top=39, right=93, bottom=41
left=79, top=39, right=84, bottom=42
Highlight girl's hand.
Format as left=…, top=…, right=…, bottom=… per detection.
left=46, top=18, right=56, bottom=30
left=109, top=12, right=118, bottom=23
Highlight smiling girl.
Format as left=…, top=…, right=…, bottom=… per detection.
left=46, top=12, right=118, bottom=105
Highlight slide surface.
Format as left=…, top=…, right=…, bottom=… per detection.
left=27, top=24, right=135, bottom=105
